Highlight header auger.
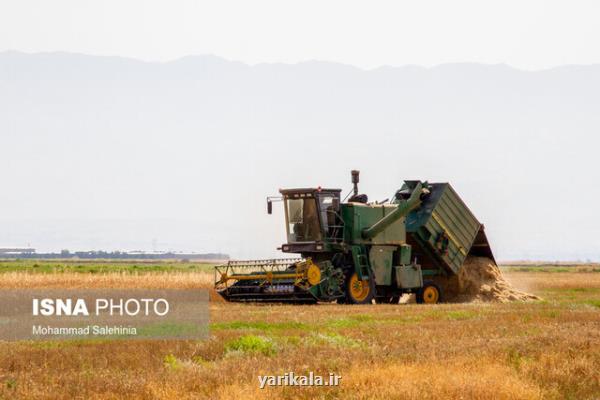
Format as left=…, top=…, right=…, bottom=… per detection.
left=215, top=171, right=494, bottom=304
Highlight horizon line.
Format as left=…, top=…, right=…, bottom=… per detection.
left=2, top=49, right=600, bottom=73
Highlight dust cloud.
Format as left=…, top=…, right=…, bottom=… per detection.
left=457, top=256, right=540, bottom=302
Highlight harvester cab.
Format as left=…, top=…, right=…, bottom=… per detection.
left=278, top=188, right=343, bottom=254
left=215, top=170, right=494, bottom=305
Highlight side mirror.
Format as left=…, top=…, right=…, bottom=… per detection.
left=267, top=199, right=273, bottom=214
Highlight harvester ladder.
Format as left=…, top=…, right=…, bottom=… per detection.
left=351, top=246, right=371, bottom=281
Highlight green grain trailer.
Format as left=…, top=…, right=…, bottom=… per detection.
left=215, top=171, right=493, bottom=304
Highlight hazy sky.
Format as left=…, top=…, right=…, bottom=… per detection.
left=1, top=0, right=599, bottom=69
left=2, top=1, right=600, bottom=261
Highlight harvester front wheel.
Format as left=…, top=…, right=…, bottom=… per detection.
left=346, top=272, right=375, bottom=304
left=416, top=281, right=442, bottom=304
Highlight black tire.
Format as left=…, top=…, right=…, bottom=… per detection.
left=416, top=281, right=442, bottom=304
left=432, top=275, right=460, bottom=302
left=345, top=272, right=375, bottom=304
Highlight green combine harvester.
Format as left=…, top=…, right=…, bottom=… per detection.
left=215, top=171, right=494, bottom=304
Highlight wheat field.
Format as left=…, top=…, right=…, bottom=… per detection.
left=0, top=266, right=599, bottom=399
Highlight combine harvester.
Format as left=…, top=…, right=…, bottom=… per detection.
left=215, top=171, right=494, bottom=304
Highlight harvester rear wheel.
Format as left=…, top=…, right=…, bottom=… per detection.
left=416, top=281, right=442, bottom=304
left=432, top=275, right=459, bottom=302
left=346, top=272, right=375, bottom=304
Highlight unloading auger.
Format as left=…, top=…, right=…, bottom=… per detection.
left=215, top=171, right=494, bottom=304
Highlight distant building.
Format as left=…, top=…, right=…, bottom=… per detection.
left=0, top=248, right=228, bottom=260
left=0, top=248, right=36, bottom=255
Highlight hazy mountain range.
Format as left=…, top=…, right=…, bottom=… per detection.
left=1, top=51, right=599, bottom=260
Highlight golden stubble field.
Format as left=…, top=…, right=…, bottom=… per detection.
left=0, top=269, right=599, bottom=400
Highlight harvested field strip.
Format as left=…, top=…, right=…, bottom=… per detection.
left=0, top=260, right=217, bottom=273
